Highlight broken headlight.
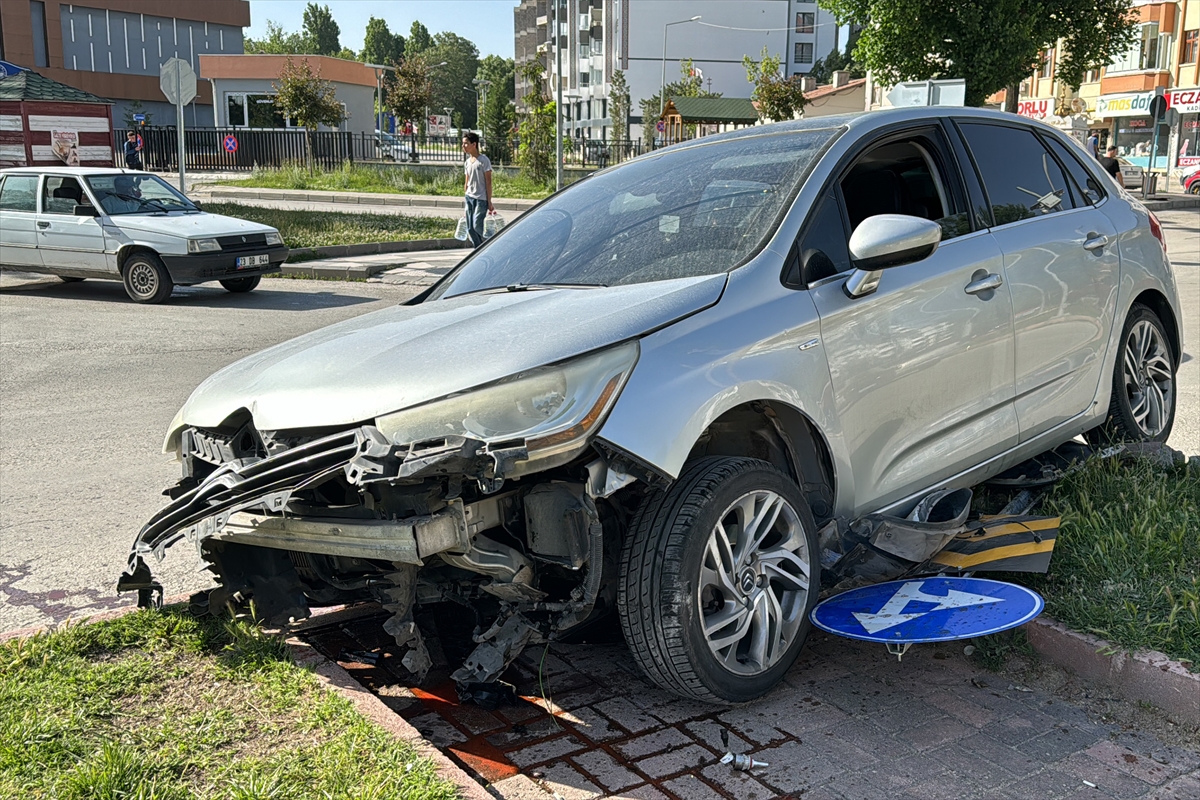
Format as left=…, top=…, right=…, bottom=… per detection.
left=375, top=341, right=639, bottom=463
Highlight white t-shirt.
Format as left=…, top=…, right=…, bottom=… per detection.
left=465, top=154, right=492, bottom=200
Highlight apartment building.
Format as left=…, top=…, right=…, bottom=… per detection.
left=0, top=0, right=249, bottom=127
left=1014, top=0, right=1200, bottom=173
left=514, top=0, right=841, bottom=140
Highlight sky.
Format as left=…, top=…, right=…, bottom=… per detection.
left=247, top=0, right=521, bottom=59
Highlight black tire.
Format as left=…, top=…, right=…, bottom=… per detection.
left=122, top=252, right=173, bottom=304
left=1190, top=183, right=1200, bottom=195
left=1087, top=304, right=1176, bottom=445
left=618, top=456, right=819, bottom=704
left=219, top=275, right=261, bottom=293
left=59, top=276, right=85, bottom=283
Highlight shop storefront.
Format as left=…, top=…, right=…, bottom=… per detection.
left=1166, top=88, right=1200, bottom=170
left=1015, top=98, right=1090, bottom=143
left=1096, top=91, right=1168, bottom=169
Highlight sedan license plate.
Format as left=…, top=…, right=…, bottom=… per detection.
left=236, top=254, right=270, bottom=269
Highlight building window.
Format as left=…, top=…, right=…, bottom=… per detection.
left=794, top=42, right=814, bottom=64
left=1110, top=23, right=1169, bottom=72
left=30, top=1, right=49, bottom=67
left=795, top=12, right=814, bottom=34
left=226, top=93, right=288, bottom=128
left=1184, top=30, right=1199, bottom=64
left=1040, top=49, right=1054, bottom=79
left=1085, top=68, right=1101, bottom=83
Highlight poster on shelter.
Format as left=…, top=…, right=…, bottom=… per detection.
left=51, top=130, right=80, bottom=166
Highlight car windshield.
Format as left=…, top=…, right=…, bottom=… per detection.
left=85, top=174, right=197, bottom=215
left=433, top=128, right=840, bottom=298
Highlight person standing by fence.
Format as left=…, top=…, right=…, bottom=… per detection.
left=462, top=132, right=493, bottom=248
left=123, top=131, right=143, bottom=170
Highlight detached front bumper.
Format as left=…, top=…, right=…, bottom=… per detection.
left=160, top=245, right=288, bottom=285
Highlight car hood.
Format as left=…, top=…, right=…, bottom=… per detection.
left=109, top=212, right=275, bottom=237
left=175, top=274, right=727, bottom=435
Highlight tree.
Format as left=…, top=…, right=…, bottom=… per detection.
left=408, top=21, right=434, bottom=55
left=425, top=32, right=481, bottom=129
left=639, top=59, right=720, bottom=142
left=302, top=3, right=341, bottom=57
left=743, top=47, right=809, bottom=122
left=388, top=51, right=437, bottom=146
left=477, top=57, right=516, bottom=162
left=515, top=61, right=554, bottom=182
left=819, top=0, right=1138, bottom=108
left=121, top=99, right=153, bottom=128
left=245, top=20, right=307, bottom=54
left=809, top=35, right=865, bottom=85
left=362, top=17, right=404, bottom=66
left=273, top=57, right=346, bottom=173
left=609, top=69, right=630, bottom=142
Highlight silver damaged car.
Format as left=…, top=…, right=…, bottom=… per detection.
left=120, top=108, right=1181, bottom=704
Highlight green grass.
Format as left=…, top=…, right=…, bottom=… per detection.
left=202, top=202, right=456, bottom=250
left=0, top=607, right=460, bottom=799
left=218, top=162, right=554, bottom=201
left=991, top=455, right=1200, bottom=670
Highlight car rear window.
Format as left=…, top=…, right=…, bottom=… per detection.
left=434, top=128, right=840, bottom=297
left=959, top=123, right=1079, bottom=226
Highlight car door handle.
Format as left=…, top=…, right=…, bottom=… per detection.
left=36, top=221, right=51, bottom=229
left=1083, top=233, right=1110, bottom=251
left=965, top=273, right=1003, bottom=295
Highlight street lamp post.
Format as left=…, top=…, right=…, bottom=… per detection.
left=366, top=62, right=396, bottom=138
left=661, top=16, right=701, bottom=119
left=471, top=77, right=491, bottom=134
left=554, top=16, right=564, bottom=191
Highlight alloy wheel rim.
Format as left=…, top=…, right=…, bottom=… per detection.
left=1122, top=319, right=1173, bottom=437
left=129, top=262, right=157, bottom=297
left=697, top=490, right=811, bottom=676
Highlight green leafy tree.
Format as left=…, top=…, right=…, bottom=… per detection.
left=408, top=21, right=434, bottom=55
left=609, top=69, right=630, bottom=142
left=302, top=3, right=341, bottom=57
left=809, top=35, right=865, bottom=85
left=476, top=54, right=515, bottom=103
left=819, top=0, right=1138, bottom=108
left=424, top=32, right=481, bottom=129
left=362, top=17, right=405, bottom=66
left=477, top=57, right=516, bottom=162
left=121, top=99, right=153, bottom=127
left=388, top=52, right=436, bottom=143
left=743, top=47, right=808, bottom=122
left=273, top=57, right=346, bottom=174
left=516, top=61, right=554, bottom=182
left=639, top=59, right=720, bottom=142
left=245, top=20, right=307, bottom=54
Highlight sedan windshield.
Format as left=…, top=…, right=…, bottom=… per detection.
left=434, top=128, right=840, bottom=298
left=85, top=174, right=198, bottom=215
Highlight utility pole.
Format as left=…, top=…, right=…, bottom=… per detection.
left=555, top=6, right=564, bottom=192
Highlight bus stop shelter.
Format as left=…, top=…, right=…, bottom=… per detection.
left=660, top=97, right=758, bottom=142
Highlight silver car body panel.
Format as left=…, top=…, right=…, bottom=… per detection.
left=170, top=273, right=727, bottom=436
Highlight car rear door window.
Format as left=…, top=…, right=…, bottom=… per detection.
left=1041, top=135, right=1105, bottom=206
left=959, top=123, right=1077, bottom=226
left=0, top=175, right=39, bottom=212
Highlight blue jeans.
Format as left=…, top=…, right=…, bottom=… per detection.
left=465, top=197, right=487, bottom=247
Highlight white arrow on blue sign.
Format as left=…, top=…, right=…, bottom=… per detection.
left=811, top=577, right=1044, bottom=644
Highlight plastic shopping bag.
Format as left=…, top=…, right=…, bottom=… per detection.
left=453, top=216, right=470, bottom=241
left=483, top=213, right=506, bottom=239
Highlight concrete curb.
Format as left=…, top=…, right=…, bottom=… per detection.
left=284, top=238, right=467, bottom=271
left=1143, top=194, right=1200, bottom=211
left=202, top=185, right=539, bottom=213
left=1025, top=615, right=1200, bottom=726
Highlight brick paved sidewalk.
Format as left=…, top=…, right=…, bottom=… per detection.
left=300, top=608, right=1200, bottom=800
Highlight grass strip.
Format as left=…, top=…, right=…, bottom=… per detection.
left=218, top=163, right=554, bottom=201
left=202, top=202, right=456, bottom=250
left=997, top=455, right=1199, bottom=670
left=0, top=607, right=460, bottom=799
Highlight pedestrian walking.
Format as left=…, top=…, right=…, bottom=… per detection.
left=1086, top=131, right=1100, bottom=159
left=1098, top=146, right=1123, bottom=187
left=462, top=132, right=493, bottom=248
left=123, top=131, right=143, bottom=171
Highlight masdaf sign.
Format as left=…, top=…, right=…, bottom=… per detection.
left=1096, top=91, right=1156, bottom=118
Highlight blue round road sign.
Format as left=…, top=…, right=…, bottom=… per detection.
left=223, top=134, right=239, bottom=153
left=811, top=577, right=1043, bottom=644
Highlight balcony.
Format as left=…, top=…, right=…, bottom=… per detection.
left=1100, top=71, right=1170, bottom=94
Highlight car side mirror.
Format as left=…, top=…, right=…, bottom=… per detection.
left=73, top=204, right=99, bottom=217
left=844, top=214, right=943, bottom=298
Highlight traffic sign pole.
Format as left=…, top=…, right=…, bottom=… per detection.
left=176, top=67, right=186, bottom=192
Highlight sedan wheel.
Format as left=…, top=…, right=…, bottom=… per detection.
left=618, top=456, right=818, bottom=703
left=1090, top=305, right=1176, bottom=444
left=122, top=252, right=173, bottom=304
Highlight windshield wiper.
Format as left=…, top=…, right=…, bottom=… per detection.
left=447, top=282, right=606, bottom=299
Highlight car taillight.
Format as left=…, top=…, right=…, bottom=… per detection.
left=1148, top=212, right=1166, bottom=253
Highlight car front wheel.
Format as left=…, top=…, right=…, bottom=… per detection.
left=618, top=456, right=818, bottom=703
left=1090, top=304, right=1176, bottom=444
left=122, top=252, right=173, bottom=304
left=219, top=275, right=261, bottom=293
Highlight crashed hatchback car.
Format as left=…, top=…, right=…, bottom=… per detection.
left=121, top=108, right=1181, bottom=704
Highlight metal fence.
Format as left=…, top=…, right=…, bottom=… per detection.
left=115, top=127, right=650, bottom=173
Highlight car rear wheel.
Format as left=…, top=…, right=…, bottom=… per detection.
left=1190, top=182, right=1200, bottom=195
left=618, top=456, right=818, bottom=703
left=219, top=275, right=261, bottom=293
left=122, top=252, right=173, bottom=304
left=1088, top=304, right=1176, bottom=445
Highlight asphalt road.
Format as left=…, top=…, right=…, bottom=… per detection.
left=0, top=208, right=1196, bottom=634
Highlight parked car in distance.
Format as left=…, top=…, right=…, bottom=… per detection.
left=0, top=168, right=287, bottom=303
left=1182, top=166, right=1200, bottom=194
left=121, top=108, right=1181, bottom=705
left=375, top=130, right=412, bottom=161
left=1117, top=158, right=1144, bottom=189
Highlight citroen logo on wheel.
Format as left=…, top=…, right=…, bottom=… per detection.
left=740, top=568, right=757, bottom=594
